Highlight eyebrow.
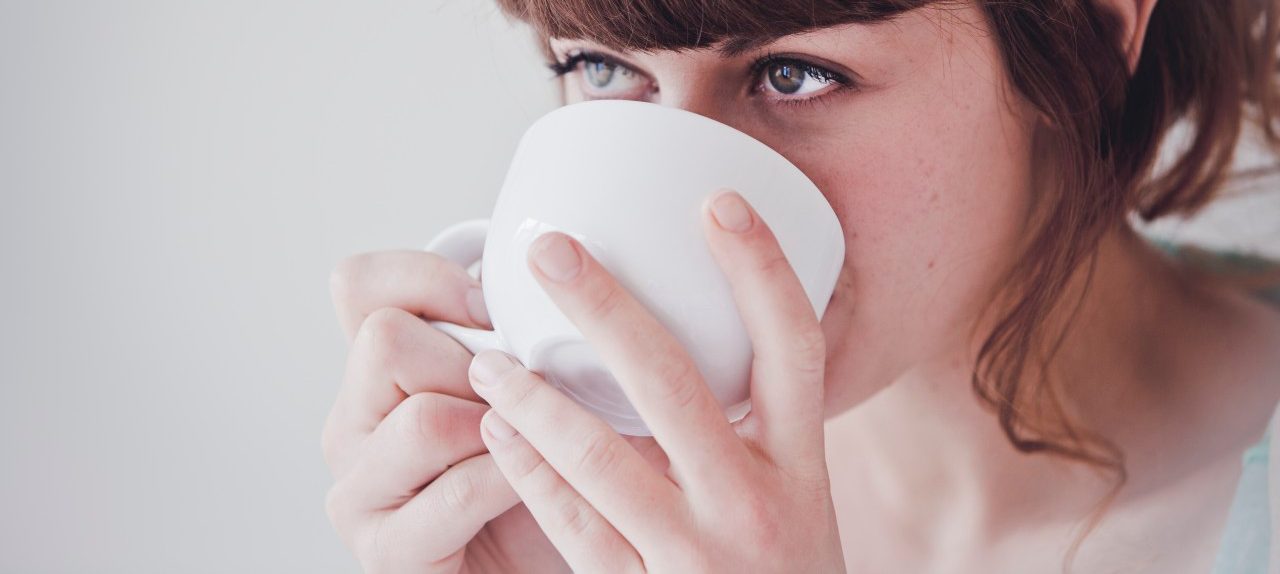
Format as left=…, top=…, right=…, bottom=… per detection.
left=549, top=33, right=785, bottom=60
left=714, top=35, right=780, bottom=58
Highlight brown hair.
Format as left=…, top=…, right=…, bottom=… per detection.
left=495, top=0, right=1280, bottom=566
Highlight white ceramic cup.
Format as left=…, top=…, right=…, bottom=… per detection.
left=425, top=99, right=844, bottom=436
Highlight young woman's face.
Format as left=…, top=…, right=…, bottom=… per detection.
left=549, top=4, right=1040, bottom=413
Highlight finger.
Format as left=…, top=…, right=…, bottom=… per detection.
left=468, top=350, right=684, bottom=549
left=322, top=307, right=482, bottom=477
left=623, top=435, right=671, bottom=476
left=329, top=392, right=491, bottom=513
left=524, top=230, right=752, bottom=487
left=701, top=189, right=828, bottom=466
left=480, top=409, right=646, bottom=574
left=330, top=250, right=491, bottom=342
left=357, top=454, right=521, bottom=571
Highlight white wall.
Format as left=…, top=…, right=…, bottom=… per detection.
left=0, top=2, right=1276, bottom=573
left=0, top=2, right=555, bottom=572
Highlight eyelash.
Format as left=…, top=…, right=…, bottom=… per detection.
left=750, top=52, right=855, bottom=109
left=547, top=51, right=612, bottom=77
left=547, top=49, right=855, bottom=110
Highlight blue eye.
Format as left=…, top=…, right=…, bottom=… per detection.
left=583, top=59, right=614, bottom=87
left=550, top=51, right=649, bottom=97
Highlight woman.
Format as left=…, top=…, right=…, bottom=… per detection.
left=321, top=1, right=1280, bottom=572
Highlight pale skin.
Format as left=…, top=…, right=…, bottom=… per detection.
left=322, top=1, right=1280, bottom=572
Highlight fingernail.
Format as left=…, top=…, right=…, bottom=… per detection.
left=710, top=190, right=753, bottom=233
left=466, top=286, right=491, bottom=328
left=484, top=410, right=518, bottom=440
left=470, top=350, right=519, bottom=387
left=530, top=233, right=582, bottom=283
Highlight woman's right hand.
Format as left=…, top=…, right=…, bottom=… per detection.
left=320, top=250, right=574, bottom=574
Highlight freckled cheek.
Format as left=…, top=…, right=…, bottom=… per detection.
left=795, top=137, right=1026, bottom=321
left=819, top=109, right=1024, bottom=254
left=775, top=104, right=1030, bottom=314
left=802, top=147, right=964, bottom=267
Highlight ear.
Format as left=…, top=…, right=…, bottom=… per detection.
left=1093, top=0, right=1159, bottom=73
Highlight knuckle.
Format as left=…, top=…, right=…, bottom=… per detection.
left=649, top=359, right=704, bottom=411
left=755, top=249, right=796, bottom=280
left=435, top=467, right=484, bottom=514
left=511, top=455, right=557, bottom=495
left=571, top=430, right=625, bottom=478
left=497, top=370, right=541, bottom=411
left=359, top=514, right=395, bottom=570
left=324, top=484, right=342, bottom=525
left=356, top=307, right=414, bottom=366
left=396, top=392, right=453, bottom=448
left=330, top=253, right=374, bottom=305
left=583, top=280, right=627, bottom=320
left=556, top=498, right=598, bottom=540
left=324, top=481, right=356, bottom=538
left=327, top=482, right=398, bottom=571
left=788, top=328, right=827, bottom=372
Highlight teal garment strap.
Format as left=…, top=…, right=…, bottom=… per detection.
left=1147, top=236, right=1280, bottom=306
left=1211, top=414, right=1273, bottom=574
left=1147, top=235, right=1277, bottom=572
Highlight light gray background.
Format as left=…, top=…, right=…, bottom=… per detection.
left=1, top=2, right=554, bottom=572
left=0, top=2, right=1275, bottom=573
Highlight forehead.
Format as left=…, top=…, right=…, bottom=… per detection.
left=498, top=0, right=942, bottom=54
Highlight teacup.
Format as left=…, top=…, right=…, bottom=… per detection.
left=425, top=99, right=844, bottom=436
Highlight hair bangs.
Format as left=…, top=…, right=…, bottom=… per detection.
left=495, top=0, right=937, bottom=54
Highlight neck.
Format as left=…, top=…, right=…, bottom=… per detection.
left=822, top=226, right=1262, bottom=542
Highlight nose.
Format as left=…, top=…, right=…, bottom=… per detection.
left=652, top=84, right=734, bottom=128
left=655, top=91, right=770, bottom=155
left=661, top=95, right=718, bottom=120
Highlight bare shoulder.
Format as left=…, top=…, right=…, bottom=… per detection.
left=1228, top=275, right=1280, bottom=571
left=1217, top=281, right=1280, bottom=444
left=1171, top=272, right=1280, bottom=573
left=1160, top=257, right=1280, bottom=484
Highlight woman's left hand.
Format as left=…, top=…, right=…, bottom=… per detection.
left=467, top=189, right=846, bottom=573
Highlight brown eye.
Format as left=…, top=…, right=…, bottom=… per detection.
left=767, top=63, right=805, bottom=94
left=757, top=58, right=845, bottom=98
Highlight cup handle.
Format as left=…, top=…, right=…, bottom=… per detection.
left=424, top=218, right=490, bottom=282
left=423, top=218, right=507, bottom=356
left=429, top=320, right=505, bottom=356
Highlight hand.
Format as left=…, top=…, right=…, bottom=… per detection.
left=321, top=251, right=581, bottom=573
left=467, top=189, right=846, bottom=573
